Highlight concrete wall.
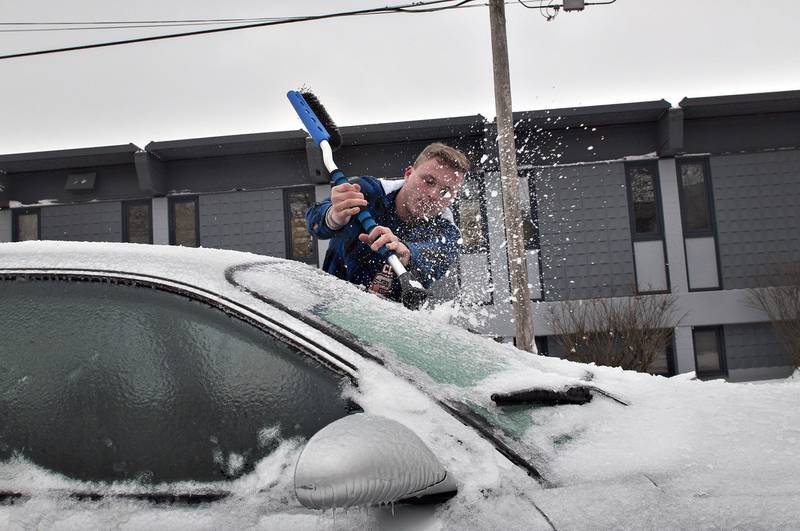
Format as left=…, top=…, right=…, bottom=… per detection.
left=712, top=149, right=800, bottom=289
left=199, top=189, right=286, bottom=257
left=41, top=202, right=122, bottom=242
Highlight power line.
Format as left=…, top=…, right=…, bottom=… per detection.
left=0, top=0, right=479, bottom=61
left=0, top=20, right=294, bottom=33
left=0, top=17, right=287, bottom=26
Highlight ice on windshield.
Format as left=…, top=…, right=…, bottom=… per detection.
left=232, top=261, right=599, bottom=445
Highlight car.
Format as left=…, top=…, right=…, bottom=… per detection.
left=1, top=240, right=799, bottom=530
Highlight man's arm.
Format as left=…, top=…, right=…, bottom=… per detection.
left=306, top=181, right=369, bottom=240
left=305, top=200, right=338, bottom=240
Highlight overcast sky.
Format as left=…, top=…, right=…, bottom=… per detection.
left=1, top=0, right=798, bottom=155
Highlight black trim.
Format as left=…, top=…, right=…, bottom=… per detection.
left=11, top=208, right=41, bottom=242
left=676, top=156, right=723, bottom=292
left=168, top=196, right=200, bottom=247
left=692, top=325, right=728, bottom=379
left=625, top=161, right=665, bottom=240
left=676, top=157, right=715, bottom=237
left=283, top=186, right=318, bottom=265
left=526, top=171, right=544, bottom=301
left=624, top=161, right=671, bottom=295
left=122, top=199, right=153, bottom=244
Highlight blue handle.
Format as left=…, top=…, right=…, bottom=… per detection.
left=287, top=91, right=331, bottom=147
left=330, top=171, right=390, bottom=258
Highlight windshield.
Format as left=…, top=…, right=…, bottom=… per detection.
left=230, top=261, right=594, bottom=469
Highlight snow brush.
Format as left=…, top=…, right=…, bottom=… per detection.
left=287, top=90, right=428, bottom=310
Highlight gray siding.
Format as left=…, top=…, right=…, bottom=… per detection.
left=535, top=163, right=636, bottom=300
left=41, top=202, right=122, bottom=242
left=0, top=210, right=11, bottom=242
left=724, top=322, right=793, bottom=370
left=199, top=190, right=285, bottom=256
left=712, top=149, right=800, bottom=289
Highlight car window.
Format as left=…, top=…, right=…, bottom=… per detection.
left=0, top=276, right=352, bottom=484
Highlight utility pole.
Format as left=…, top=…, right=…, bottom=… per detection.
left=488, top=0, right=535, bottom=353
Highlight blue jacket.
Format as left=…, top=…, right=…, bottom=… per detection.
left=306, top=176, right=460, bottom=301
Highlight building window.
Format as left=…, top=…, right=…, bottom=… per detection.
left=524, top=175, right=541, bottom=251
left=123, top=200, right=152, bottom=244
left=169, top=197, right=199, bottom=247
left=12, top=208, right=40, bottom=242
left=284, top=187, right=316, bottom=263
left=625, top=162, right=663, bottom=239
left=454, top=175, right=489, bottom=253
left=676, top=158, right=714, bottom=235
left=693, top=326, right=727, bottom=379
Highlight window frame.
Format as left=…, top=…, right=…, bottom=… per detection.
left=625, top=161, right=671, bottom=295
left=624, top=161, right=665, bottom=242
left=676, top=156, right=717, bottom=238
left=525, top=171, right=544, bottom=301
left=11, top=207, right=41, bottom=242
left=122, top=199, right=153, bottom=244
left=676, top=156, right=723, bottom=293
left=692, top=325, right=728, bottom=379
left=283, top=186, right=318, bottom=265
left=168, top=196, right=200, bottom=247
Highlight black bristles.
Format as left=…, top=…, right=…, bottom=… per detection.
left=301, top=91, right=343, bottom=151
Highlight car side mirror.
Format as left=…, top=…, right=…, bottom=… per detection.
left=294, top=414, right=457, bottom=509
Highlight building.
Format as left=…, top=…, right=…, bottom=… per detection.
left=1, top=89, right=798, bottom=381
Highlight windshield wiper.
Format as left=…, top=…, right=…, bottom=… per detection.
left=491, top=386, right=593, bottom=406
left=492, top=385, right=630, bottom=407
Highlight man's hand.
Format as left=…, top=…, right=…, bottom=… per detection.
left=359, top=226, right=411, bottom=266
left=328, top=182, right=368, bottom=228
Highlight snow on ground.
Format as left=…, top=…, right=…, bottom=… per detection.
left=2, top=241, right=800, bottom=529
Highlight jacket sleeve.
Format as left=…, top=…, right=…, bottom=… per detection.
left=305, top=200, right=339, bottom=240
left=405, top=221, right=461, bottom=288
left=306, top=177, right=383, bottom=241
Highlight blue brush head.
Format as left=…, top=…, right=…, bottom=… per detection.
left=287, top=90, right=342, bottom=150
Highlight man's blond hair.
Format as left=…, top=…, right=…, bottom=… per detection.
left=414, top=142, right=470, bottom=175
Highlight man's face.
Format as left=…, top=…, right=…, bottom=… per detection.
left=398, top=157, right=464, bottom=221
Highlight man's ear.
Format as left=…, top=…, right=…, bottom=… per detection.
left=403, top=165, right=414, bottom=179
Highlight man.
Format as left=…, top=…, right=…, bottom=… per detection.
left=306, top=142, right=470, bottom=302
